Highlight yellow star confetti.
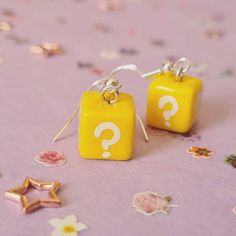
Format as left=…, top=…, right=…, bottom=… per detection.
left=0, top=21, right=12, bottom=31
left=0, top=58, right=4, bottom=65
left=97, top=0, right=123, bottom=11
left=100, top=50, right=120, bottom=60
left=30, top=42, right=64, bottom=57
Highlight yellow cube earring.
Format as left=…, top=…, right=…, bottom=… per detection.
left=110, top=58, right=203, bottom=133
left=146, top=58, right=202, bottom=133
left=53, top=74, right=148, bottom=161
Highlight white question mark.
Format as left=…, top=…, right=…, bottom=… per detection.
left=94, top=122, right=121, bottom=158
left=158, top=96, right=179, bottom=127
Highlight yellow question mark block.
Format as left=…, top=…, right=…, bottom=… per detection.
left=146, top=72, right=203, bottom=133
left=79, top=91, right=136, bottom=160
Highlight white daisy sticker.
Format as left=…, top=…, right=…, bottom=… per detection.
left=49, top=215, right=87, bottom=236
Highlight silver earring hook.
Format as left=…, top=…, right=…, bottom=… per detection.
left=110, top=57, right=191, bottom=80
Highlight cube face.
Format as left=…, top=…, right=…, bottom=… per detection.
left=146, top=73, right=202, bottom=133
left=79, top=91, right=135, bottom=160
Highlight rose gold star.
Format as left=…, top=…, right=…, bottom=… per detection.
left=4, top=177, right=61, bottom=213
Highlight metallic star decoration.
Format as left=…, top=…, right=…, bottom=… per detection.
left=4, top=177, right=61, bottom=213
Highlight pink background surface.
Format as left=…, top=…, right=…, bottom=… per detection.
left=1, top=0, right=236, bottom=235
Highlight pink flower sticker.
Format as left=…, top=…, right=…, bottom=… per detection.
left=35, top=151, right=67, bottom=167
left=133, top=191, right=177, bottom=216
left=233, top=207, right=236, bottom=214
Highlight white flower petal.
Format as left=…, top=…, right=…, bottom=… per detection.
left=49, top=218, right=64, bottom=228
left=64, top=215, right=77, bottom=224
left=75, top=223, right=87, bottom=231
left=62, top=233, right=77, bottom=236
left=61, top=232, right=78, bottom=236
left=51, top=229, right=61, bottom=236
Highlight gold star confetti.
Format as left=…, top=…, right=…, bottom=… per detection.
left=97, top=0, right=123, bottom=11
left=0, top=21, right=12, bottom=31
left=30, top=42, right=64, bottom=57
left=4, top=176, right=61, bottom=213
left=100, top=50, right=120, bottom=60
left=0, top=58, right=4, bottom=65
left=205, top=29, right=225, bottom=39
left=187, top=146, right=213, bottom=159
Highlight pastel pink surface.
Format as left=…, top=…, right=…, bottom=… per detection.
left=0, top=0, right=236, bottom=236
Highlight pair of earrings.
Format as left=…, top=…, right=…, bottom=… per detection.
left=53, top=58, right=203, bottom=161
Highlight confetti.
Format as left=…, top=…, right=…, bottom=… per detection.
left=77, top=62, right=104, bottom=76
left=0, top=58, right=4, bottom=65
left=100, top=50, right=120, bottom=60
left=30, top=42, right=64, bottom=57
left=78, top=62, right=94, bottom=69
left=187, top=146, right=213, bottom=159
left=119, top=48, right=138, bottom=56
left=150, top=39, right=166, bottom=47
left=97, top=0, right=123, bottom=11
left=94, top=23, right=111, bottom=33
left=49, top=215, right=87, bottom=236
left=6, top=34, right=31, bottom=45
left=90, top=68, right=104, bottom=76
left=0, top=21, right=12, bottom=31
left=30, top=45, right=44, bottom=54
left=224, top=154, right=236, bottom=168
left=220, top=69, right=235, bottom=79
left=133, top=191, right=177, bottom=216
left=233, top=207, right=236, bottom=214
left=35, top=150, right=67, bottom=167
left=205, top=29, right=225, bottom=39
left=1, top=9, right=16, bottom=18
